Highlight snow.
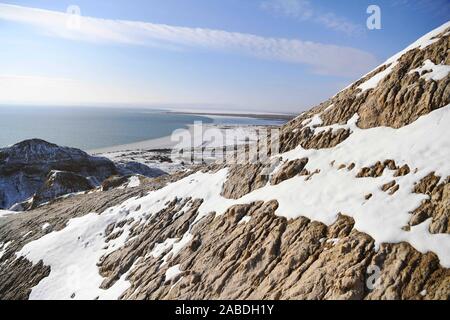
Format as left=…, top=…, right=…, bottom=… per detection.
left=326, top=238, right=340, bottom=246
left=17, top=209, right=133, bottom=300
left=15, top=103, right=450, bottom=301
left=41, top=223, right=51, bottom=231
left=302, top=114, right=323, bottom=129
left=22, top=231, right=33, bottom=238
left=357, top=22, right=450, bottom=94
left=357, top=63, right=395, bottom=94
left=165, top=264, right=182, bottom=282
left=149, top=238, right=178, bottom=259
left=238, top=216, right=252, bottom=224
left=315, top=114, right=359, bottom=134
left=126, top=176, right=141, bottom=188
left=0, top=241, right=12, bottom=259
left=409, top=59, right=450, bottom=81
left=118, top=176, right=141, bottom=189
left=13, top=104, right=450, bottom=299
left=300, top=111, right=359, bottom=136
left=0, top=210, right=18, bottom=218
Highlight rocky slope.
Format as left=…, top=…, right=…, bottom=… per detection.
left=0, top=23, right=449, bottom=300
left=0, top=139, right=166, bottom=210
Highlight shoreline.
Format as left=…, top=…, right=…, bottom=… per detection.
left=90, top=113, right=289, bottom=155
left=89, top=127, right=188, bottom=155
left=166, top=111, right=295, bottom=121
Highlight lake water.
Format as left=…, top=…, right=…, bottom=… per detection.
left=0, top=106, right=285, bottom=150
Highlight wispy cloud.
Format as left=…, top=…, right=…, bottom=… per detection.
left=260, top=0, right=365, bottom=36
left=391, top=0, right=450, bottom=18
left=0, top=3, right=378, bottom=77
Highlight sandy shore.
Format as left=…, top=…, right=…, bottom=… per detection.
left=89, top=133, right=179, bottom=155
left=90, top=121, right=284, bottom=155
left=89, top=125, right=196, bottom=155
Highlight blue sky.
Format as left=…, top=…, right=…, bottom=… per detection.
left=0, top=0, right=448, bottom=113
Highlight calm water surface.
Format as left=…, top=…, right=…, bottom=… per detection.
left=0, top=106, right=285, bottom=150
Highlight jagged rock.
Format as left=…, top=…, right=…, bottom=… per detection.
left=270, top=158, right=308, bottom=185
left=221, top=163, right=269, bottom=199
left=395, top=165, right=411, bottom=177
left=101, top=176, right=130, bottom=191
left=357, top=160, right=399, bottom=178
left=30, top=170, right=94, bottom=208
left=0, top=139, right=117, bottom=209
left=409, top=173, right=450, bottom=234
left=381, top=180, right=397, bottom=192
left=279, top=27, right=450, bottom=153
left=116, top=161, right=167, bottom=178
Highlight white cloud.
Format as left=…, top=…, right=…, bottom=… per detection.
left=0, top=3, right=377, bottom=77
left=261, top=0, right=364, bottom=36
left=260, top=0, right=314, bottom=20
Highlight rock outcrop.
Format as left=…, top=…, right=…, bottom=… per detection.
left=280, top=24, right=450, bottom=153
left=0, top=139, right=117, bottom=209
left=0, top=139, right=166, bottom=210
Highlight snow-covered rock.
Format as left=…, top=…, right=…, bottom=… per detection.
left=0, top=139, right=166, bottom=210
left=0, top=139, right=117, bottom=209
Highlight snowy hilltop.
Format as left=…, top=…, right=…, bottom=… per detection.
left=0, top=139, right=166, bottom=211
left=0, top=22, right=449, bottom=300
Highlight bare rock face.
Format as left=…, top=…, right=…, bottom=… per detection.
left=356, top=160, right=399, bottom=178
left=101, top=175, right=131, bottom=191
left=221, top=163, right=269, bottom=199
left=0, top=258, right=50, bottom=300
left=409, top=173, right=450, bottom=234
left=31, top=171, right=94, bottom=207
left=116, top=161, right=167, bottom=178
left=271, top=158, right=308, bottom=185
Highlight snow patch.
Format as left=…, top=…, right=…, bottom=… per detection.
left=0, top=241, right=12, bottom=259
left=409, top=59, right=450, bottom=81
left=0, top=210, right=18, bottom=218
left=356, top=22, right=450, bottom=95
left=149, top=238, right=178, bottom=259
left=238, top=216, right=252, bottom=224
left=315, top=113, right=359, bottom=134
left=357, top=63, right=395, bottom=94
left=118, top=176, right=141, bottom=189
left=17, top=207, right=134, bottom=300
left=165, top=264, right=182, bottom=282
left=326, top=238, right=340, bottom=246
left=302, top=114, right=323, bottom=129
